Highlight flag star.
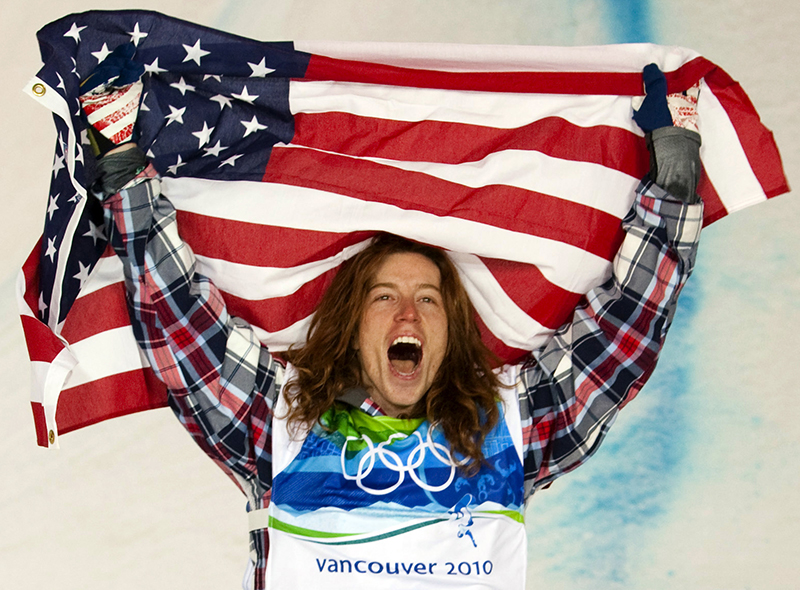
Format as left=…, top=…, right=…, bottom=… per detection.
left=248, top=57, right=275, bottom=77
left=204, top=74, right=222, bottom=82
left=128, top=22, right=148, bottom=46
left=91, top=43, right=113, bottom=64
left=140, top=92, right=150, bottom=112
left=219, top=154, right=243, bottom=167
left=191, top=121, right=215, bottom=148
left=210, top=94, right=232, bottom=110
left=75, top=143, right=84, bottom=165
left=232, top=85, right=259, bottom=104
left=64, top=23, right=86, bottom=43
left=170, top=77, right=196, bottom=96
left=52, top=154, right=65, bottom=178
left=165, top=105, right=186, bottom=126
left=146, top=148, right=156, bottom=159
left=74, top=261, right=92, bottom=289
left=71, top=57, right=79, bottom=77
left=56, top=72, right=66, bottom=91
left=45, top=237, right=58, bottom=262
left=68, top=193, right=81, bottom=203
left=241, top=115, right=268, bottom=137
left=182, top=39, right=210, bottom=66
left=38, top=293, right=48, bottom=314
left=80, top=128, right=90, bottom=145
left=83, top=220, right=105, bottom=245
left=48, top=194, right=60, bottom=220
left=167, top=155, right=187, bottom=175
left=203, top=140, right=227, bottom=157
left=144, top=57, right=167, bottom=75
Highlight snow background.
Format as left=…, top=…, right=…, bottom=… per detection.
left=1, top=1, right=797, bottom=588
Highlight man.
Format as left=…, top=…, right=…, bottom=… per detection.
left=84, top=49, right=702, bottom=589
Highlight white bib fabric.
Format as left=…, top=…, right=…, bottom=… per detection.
left=266, top=365, right=527, bottom=590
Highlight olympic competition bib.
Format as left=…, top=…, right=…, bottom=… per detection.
left=265, top=366, right=527, bottom=589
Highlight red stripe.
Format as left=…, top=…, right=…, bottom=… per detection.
left=703, top=63, right=790, bottom=200
left=31, top=402, right=49, bottom=448
left=480, top=257, right=587, bottom=331
left=56, top=368, right=168, bottom=436
left=292, top=112, right=648, bottom=178
left=475, top=314, right=529, bottom=367
left=222, top=267, right=338, bottom=333
left=303, top=54, right=717, bottom=95
left=21, top=315, right=64, bottom=363
left=177, top=211, right=374, bottom=268
left=60, top=283, right=132, bottom=344
left=263, top=146, right=624, bottom=261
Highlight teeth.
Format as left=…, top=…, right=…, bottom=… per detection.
left=391, top=336, right=421, bottom=348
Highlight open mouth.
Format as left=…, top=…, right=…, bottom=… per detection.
left=387, top=336, right=422, bottom=376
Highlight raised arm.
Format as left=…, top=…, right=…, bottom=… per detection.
left=83, top=45, right=278, bottom=499
left=517, top=64, right=703, bottom=496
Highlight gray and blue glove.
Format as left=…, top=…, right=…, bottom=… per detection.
left=633, top=63, right=702, bottom=204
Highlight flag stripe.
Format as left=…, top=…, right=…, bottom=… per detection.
left=263, top=146, right=626, bottom=260
left=163, top=176, right=613, bottom=294
left=291, top=111, right=649, bottom=178
left=305, top=54, right=648, bottom=95
left=62, top=325, right=149, bottom=389
left=289, top=79, right=643, bottom=132
left=21, top=315, right=64, bottom=363
left=703, top=65, right=790, bottom=200
left=178, top=210, right=374, bottom=268
left=55, top=369, right=167, bottom=435
left=61, top=283, right=131, bottom=344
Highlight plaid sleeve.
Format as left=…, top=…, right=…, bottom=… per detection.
left=518, top=179, right=703, bottom=497
left=102, top=165, right=279, bottom=498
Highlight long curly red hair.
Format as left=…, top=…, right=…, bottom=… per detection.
left=282, top=234, right=501, bottom=474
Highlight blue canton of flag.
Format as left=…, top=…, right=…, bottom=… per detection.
left=34, top=10, right=311, bottom=328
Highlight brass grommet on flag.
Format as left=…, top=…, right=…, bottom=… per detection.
left=48, top=430, right=55, bottom=444
left=32, top=83, right=46, bottom=97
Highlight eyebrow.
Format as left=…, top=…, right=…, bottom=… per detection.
left=369, top=282, right=441, bottom=292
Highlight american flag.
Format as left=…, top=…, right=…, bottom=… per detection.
left=20, top=10, right=788, bottom=448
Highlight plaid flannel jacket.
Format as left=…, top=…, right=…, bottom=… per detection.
left=102, top=165, right=701, bottom=589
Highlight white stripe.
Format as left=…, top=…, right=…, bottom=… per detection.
left=698, top=81, right=768, bottom=213
left=74, top=247, right=556, bottom=351
left=290, top=79, right=643, bottom=133
left=62, top=325, right=149, bottom=389
left=295, top=41, right=700, bottom=74
left=195, top=239, right=370, bottom=300
left=162, top=176, right=609, bottom=294
left=76, top=255, right=123, bottom=297
left=251, top=318, right=312, bottom=352
left=287, top=144, right=638, bottom=219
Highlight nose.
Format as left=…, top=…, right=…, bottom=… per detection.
left=395, top=297, right=420, bottom=322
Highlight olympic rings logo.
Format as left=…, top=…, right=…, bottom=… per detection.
left=340, top=427, right=456, bottom=496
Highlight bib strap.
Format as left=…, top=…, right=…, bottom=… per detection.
left=248, top=508, right=270, bottom=532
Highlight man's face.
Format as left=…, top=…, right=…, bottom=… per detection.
left=355, top=252, right=448, bottom=417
